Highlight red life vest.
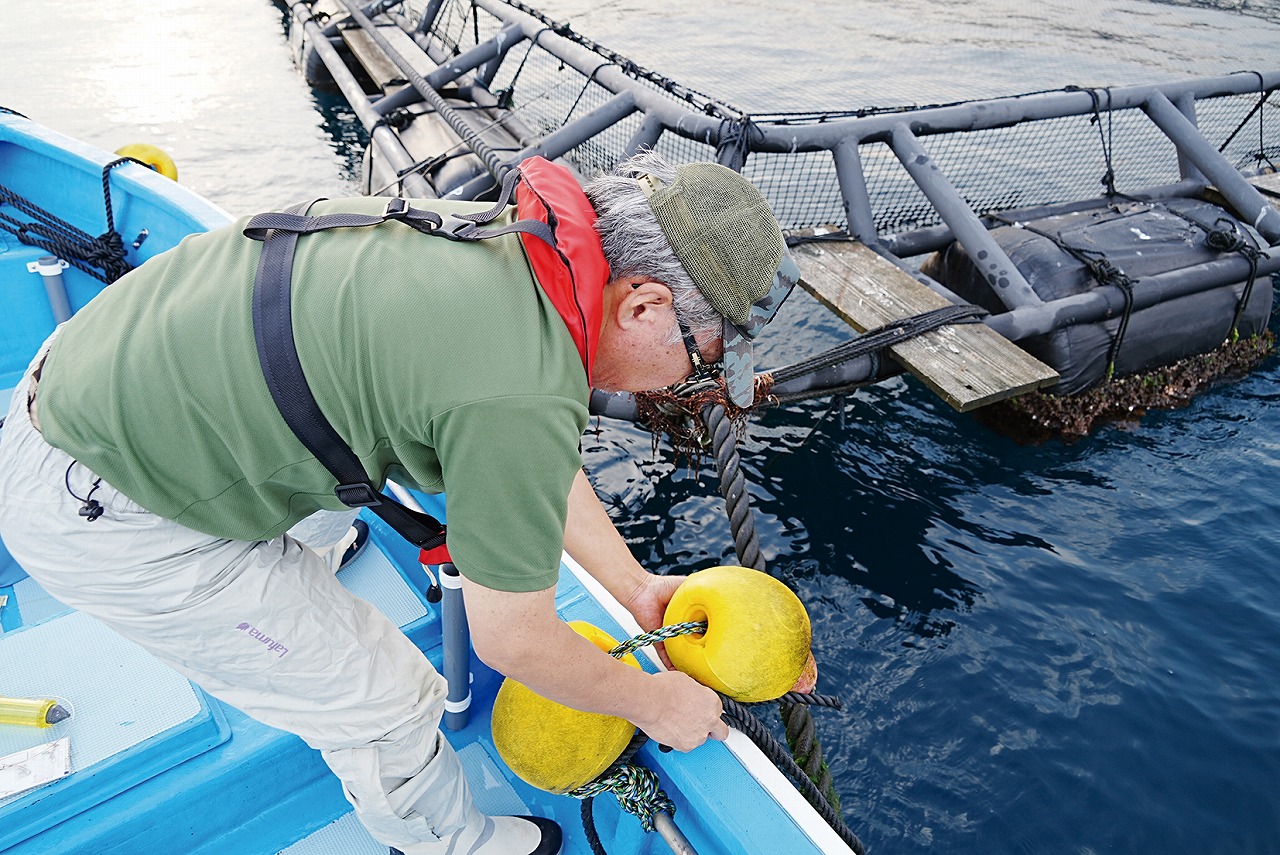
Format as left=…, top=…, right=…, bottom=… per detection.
left=513, top=156, right=609, bottom=382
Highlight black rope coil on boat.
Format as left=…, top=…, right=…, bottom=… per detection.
left=0, top=157, right=140, bottom=284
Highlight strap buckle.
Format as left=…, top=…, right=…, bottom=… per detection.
left=335, top=482, right=382, bottom=508
left=436, top=214, right=481, bottom=242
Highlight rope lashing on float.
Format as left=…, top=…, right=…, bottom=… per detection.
left=1137, top=197, right=1269, bottom=342
left=988, top=212, right=1137, bottom=380
left=1206, top=217, right=1266, bottom=340
left=0, top=157, right=141, bottom=284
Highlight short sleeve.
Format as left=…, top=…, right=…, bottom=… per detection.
left=426, top=394, right=588, bottom=592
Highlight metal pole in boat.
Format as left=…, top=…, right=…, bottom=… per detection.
left=652, top=811, right=699, bottom=855
left=28, top=256, right=71, bottom=323
left=385, top=481, right=472, bottom=729
left=439, top=562, right=472, bottom=730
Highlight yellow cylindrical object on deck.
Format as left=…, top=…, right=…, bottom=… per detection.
left=662, top=565, right=812, bottom=702
left=0, top=696, right=70, bottom=728
left=491, top=621, right=639, bottom=794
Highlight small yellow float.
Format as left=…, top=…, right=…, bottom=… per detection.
left=114, top=143, right=178, bottom=181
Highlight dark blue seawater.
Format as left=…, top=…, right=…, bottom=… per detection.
left=5, top=1, right=1280, bottom=852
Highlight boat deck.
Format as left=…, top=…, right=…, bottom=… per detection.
left=0, top=499, right=831, bottom=854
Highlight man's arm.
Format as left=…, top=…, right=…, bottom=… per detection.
left=462, top=578, right=727, bottom=751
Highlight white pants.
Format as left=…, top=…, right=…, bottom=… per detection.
left=0, top=340, right=480, bottom=852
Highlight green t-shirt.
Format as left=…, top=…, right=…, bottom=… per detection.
left=39, top=197, right=590, bottom=592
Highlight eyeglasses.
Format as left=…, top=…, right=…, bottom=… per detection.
left=673, top=308, right=718, bottom=383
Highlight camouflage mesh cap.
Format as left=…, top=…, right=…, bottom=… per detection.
left=639, top=164, right=798, bottom=407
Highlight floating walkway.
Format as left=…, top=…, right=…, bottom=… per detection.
left=282, top=0, right=1280, bottom=419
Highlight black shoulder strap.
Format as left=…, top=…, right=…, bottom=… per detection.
left=248, top=199, right=447, bottom=550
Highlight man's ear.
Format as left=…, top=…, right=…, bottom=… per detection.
left=615, top=279, right=673, bottom=329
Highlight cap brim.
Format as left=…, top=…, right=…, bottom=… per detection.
left=721, top=251, right=800, bottom=408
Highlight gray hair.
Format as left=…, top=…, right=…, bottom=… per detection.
left=584, top=150, right=721, bottom=345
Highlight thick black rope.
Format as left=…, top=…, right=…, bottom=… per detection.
left=765, top=302, right=987, bottom=387
left=701, top=402, right=852, bottom=834
left=0, top=156, right=140, bottom=284
left=721, top=695, right=866, bottom=855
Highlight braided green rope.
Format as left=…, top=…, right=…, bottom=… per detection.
left=606, top=620, right=707, bottom=659
left=571, top=764, right=677, bottom=833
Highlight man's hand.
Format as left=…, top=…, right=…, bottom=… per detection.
left=619, top=571, right=686, bottom=669
left=563, top=469, right=694, bottom=668
left=620, top=571, right=684, bottom=633
left=632, top=670, right=728, bottom=751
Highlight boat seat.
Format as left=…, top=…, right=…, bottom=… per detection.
left=0, top=523, right=433, bottom=853
left=0, top=610, right=230, bottom=851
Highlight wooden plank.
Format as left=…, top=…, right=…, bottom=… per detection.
left=790, top=237, right=1058, bottom=411
left=341, top=25, right=439, bottom=92
left=1205, top=171, right=1280, bottom=209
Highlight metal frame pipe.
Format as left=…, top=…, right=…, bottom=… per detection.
left=462, top=2, right=1270, bottom=151
left=377, top=12, right=542, bottom=147
left=832, top=139, right=877, bottom=243
left=625, top=114, right=665, bottom=157
left=444, top=91, right=637, bottom=198
left=1144, top=91, right=1280, bottom=242
left=294, top=4, right=433, bottom=197
left=739, top=72, right=1280, bottom=153
left=373, top=21, right=525, bottom=115
left=1170, top=91, right=1207, bottom=184
left=377, top=3, right=1279, bottom=161
left=889, top=123, right=1043, bottom=309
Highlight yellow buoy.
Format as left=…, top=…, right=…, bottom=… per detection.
left=491, top=621, right=639, bottom=794
left=662, top=565, right=812, bottom=702
left=114, top=143, right=178, bottom=181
